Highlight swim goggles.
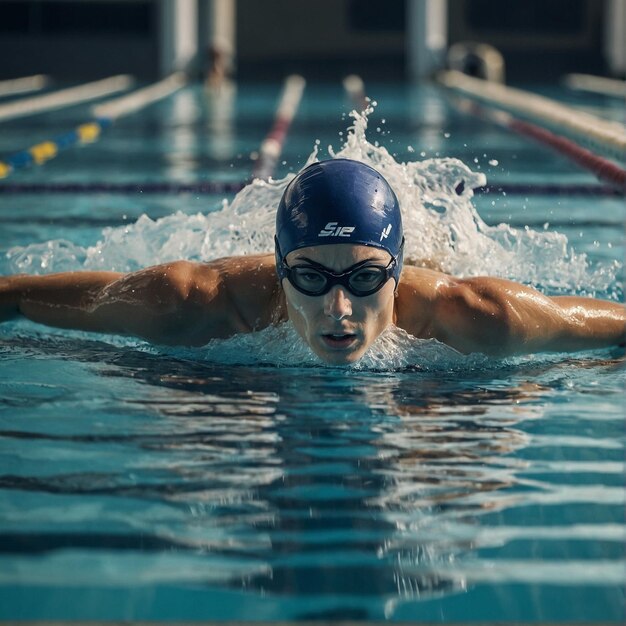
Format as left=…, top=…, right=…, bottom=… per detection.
left=280, top=256, right=399, bottom=297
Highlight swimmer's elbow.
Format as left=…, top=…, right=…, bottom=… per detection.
left=432, top=279, right=625, bottom=356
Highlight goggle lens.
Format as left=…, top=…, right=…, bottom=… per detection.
left=288, top=263, right=391, bottom=297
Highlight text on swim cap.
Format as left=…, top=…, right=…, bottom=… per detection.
left=318, top=222, right=355, bottom=237
left=380, top=224, right=392, bottom=241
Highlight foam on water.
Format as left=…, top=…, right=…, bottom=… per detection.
left=4, top=105, right=622, bottom=369
left=8, top=106, right=619, bottom=294
left=163, top=322, right=483, bottom=371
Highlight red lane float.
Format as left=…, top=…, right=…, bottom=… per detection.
left=253, top=75, right=305, bottom=180
left=439, top=70, right=626, bottom=163
left=457, top=99, right=626, bottom=191
left=509, top=117, right=626, bottom=189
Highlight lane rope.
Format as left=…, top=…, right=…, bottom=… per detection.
left=92, top=72, right=186, bottom=120
left=0, top=75, right=133, bottom=123
left=0, top=75, right=49, bottom=98
left=253, top=75, right=306, bottom=180
left=0, top=181, right=621, bottom=197
left=451, top=97, right=626, bottom=190
left=0, top=73, right=186, bottom=179
left=0, top=118, right=112, bottom=178
left=438, top=70, right=626, bottom=162
left=563, top=73, right=626, bottom=98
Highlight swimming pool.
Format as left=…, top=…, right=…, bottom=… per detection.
left=0, top=81, right=624, bottom=622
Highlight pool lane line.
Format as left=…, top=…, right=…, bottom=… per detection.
left=0, top=74, right=50, bottom=98
left=0, top=73, right=186, bottom=179
left=474, top=183, right=623, bottom=197
left=0, top=181, right=621, bottom=196
left=563, top=73, right=626, bottom=98
left=450, top=97, right=626, bottom=191
left=0, top=181, right=247, bottom=194
left=0, top=74, right=133, bottom=123
left=438, top=70, right=626, bottom=162
left=253, top=74, right=306, bottom=180
left=343, top=74, right=369, bottom=112
left=92, top=71, right=185, bottom=120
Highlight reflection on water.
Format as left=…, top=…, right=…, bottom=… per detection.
left=120, top=365, right=536, bottom=606
left=0, top=335, right=623, bottom=621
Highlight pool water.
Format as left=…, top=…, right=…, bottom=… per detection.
left=0, top=81, right=624, bottom=622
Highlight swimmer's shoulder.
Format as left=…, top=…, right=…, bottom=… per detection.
left=192, top=254, right=286, bottom=332
left=197, top=253, right=276, bottom=277
left=397, top=265, right=451, bottom=298
left=395, top=268, right=533, bottom=351
left=395, top=266, right=454, bottom=337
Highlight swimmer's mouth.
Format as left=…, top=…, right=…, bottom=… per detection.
left=320, top=333, right=358, bottom=349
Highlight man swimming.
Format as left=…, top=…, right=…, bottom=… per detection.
left=1, top=158, right=624, bottom=364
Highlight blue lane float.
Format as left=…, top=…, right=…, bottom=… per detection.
left=0, top=117, right=112, bottom=178
left=0, top=73, right=185, bottom=179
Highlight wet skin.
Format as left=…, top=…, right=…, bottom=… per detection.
left=1, top=244, right=625, bottom=362
left=282, top=245, right=396, bottom=365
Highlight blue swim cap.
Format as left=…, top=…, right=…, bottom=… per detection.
left=275, top=159, right=404, bottom=283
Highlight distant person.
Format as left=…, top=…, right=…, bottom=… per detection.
left=204, top=40, right=234, bottom=91
left=447, top=42, right=505, bottom=83
left=1, top=159, right=624, bottom=364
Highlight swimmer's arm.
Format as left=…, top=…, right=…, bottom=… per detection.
left=0, top=260, right=262, bottom=345
left=429, top=277, right=625, bottom=356
left=0, top=270, right=123, bottom=327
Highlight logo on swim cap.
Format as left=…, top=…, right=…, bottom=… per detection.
left=275, top=158, right=404, bottom=285
left=318, top=222, right=356, bottom=237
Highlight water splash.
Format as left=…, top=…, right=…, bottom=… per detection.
left=4, top=104, right=621, bottom=368
left=8, top=105, right=618, bottom=295
left=163, top=322, right=480, bottom=372
left=329, top=106, right=619, bottom=296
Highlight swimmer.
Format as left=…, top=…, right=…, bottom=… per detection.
left=1, top=159, right=624, bottom=364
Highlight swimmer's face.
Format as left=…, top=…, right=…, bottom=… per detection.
left=282, top=244, right=397, bottom=365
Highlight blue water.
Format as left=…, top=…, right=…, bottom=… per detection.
left=0, top=81, right=624, bottom=622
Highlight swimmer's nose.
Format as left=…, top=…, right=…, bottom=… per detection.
left=324, top=286, right=352, bottom=320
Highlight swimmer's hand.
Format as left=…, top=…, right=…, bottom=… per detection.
left=0, top=256, right=281, bottom=345
left=396, top=268, right=626, bottom=356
